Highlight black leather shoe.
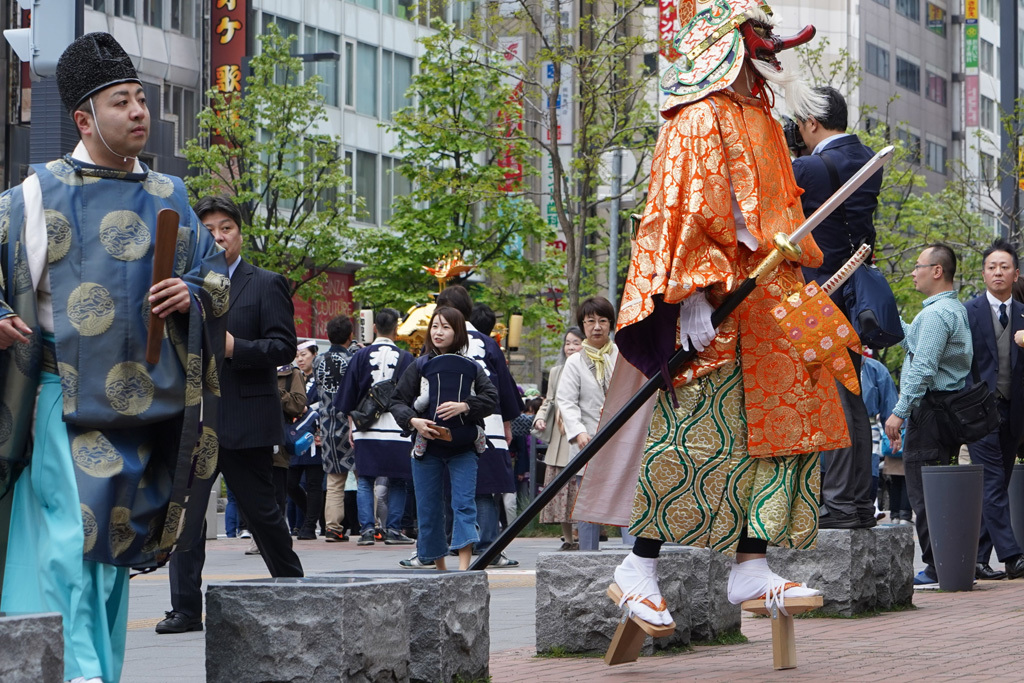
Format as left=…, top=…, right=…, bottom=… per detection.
left=819, top=512, right=863, bottom=529
left=1006, top=555, right=1024, bottom=580
left=155, top=611, right=203, bottom=634
left=976, top=563, right=1007, bottom=581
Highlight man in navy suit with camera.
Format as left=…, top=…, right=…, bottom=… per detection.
left=965, top=240, right=1024, bottom=581
left=791, top=86, right=883, bottom=529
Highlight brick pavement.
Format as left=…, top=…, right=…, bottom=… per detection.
left=489, top=579, right=1024, bottom=682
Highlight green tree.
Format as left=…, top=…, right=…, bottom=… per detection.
left=438, top=0, right=658, bottom=323
left=184, top=25, right=354, bottom=299
left=353, top=22, right=561, bottom=329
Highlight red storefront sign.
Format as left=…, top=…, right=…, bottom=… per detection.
left=292, top=271, right=355, bottom=340
left=210, top=0, right=247, bottom=143
left=659, top=0, right=681, bottom=62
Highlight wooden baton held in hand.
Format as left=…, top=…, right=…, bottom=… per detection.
left=146, top=209, right=180, bottom=365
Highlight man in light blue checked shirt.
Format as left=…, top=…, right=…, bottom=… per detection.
left=885, top=243, right=973, bottom=586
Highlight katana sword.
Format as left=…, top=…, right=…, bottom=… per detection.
left=470, top=145, right=893, bottom=571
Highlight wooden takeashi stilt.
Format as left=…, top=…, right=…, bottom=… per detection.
left=603, top=583, right=677, bottom=666
left=740, top=595, right=823, bottom=670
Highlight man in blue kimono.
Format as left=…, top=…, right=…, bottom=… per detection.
left=0, top=33, right=227, bottom=683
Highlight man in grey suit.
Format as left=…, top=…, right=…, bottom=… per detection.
left=965, top=239, right=1024, bottom=581
left=156, top=196, right=304, bottom=634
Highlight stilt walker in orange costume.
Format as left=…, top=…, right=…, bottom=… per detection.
left=573, top=0, right=852, bottom=629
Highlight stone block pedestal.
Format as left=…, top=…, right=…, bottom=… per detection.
left=206, top=570, right=490, bottom=683
left=767, top=525, right=915, bottom=616
left=0, top=613, right=63, bottom=683
left=535, top=548, right=740, bottom=655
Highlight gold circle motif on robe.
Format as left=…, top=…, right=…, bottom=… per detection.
left=193, top=426, right=218, bottom=479
left=45, top=209, right=73, bottom=263
left=185, top=354, right=202, bottom=406
left=143, top=172, right=175, bottom=198
left=58, top=362, right=79, bottom=415
left=82, top=504, right=98, bottom=553
left=203, top=270, right=231, bottom=318
left=71, top=430, right=123, bottom=478
left=110, top=506, right=137, bottom=558
left=45, top=160, right=100, bottom=186
left=67, top=283, right=115, bottom=336
left=100, top=210, right=152, bottom=261
left=105, top=362, right=155, bottom=416
left=0, top=192, right=11, bottom=244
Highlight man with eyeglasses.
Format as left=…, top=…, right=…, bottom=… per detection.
left=884, top=243, right=973, bottom=587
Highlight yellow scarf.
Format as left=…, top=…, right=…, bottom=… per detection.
left=582, top=340, right=614, bottom=385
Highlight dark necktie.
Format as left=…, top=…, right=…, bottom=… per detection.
left=1000, top=303, right=1008, bottom=330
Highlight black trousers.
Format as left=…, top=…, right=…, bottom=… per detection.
left=904, top=394, right=961, bottom=573
left=967, top=399, right=1022, bottom=564
left=819, top=354, right=874, bottom=521
left=169, top=445, right=304, bottom=618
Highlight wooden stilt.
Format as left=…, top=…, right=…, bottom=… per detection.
left=740, top=595, right=822, bottom=670
left=603, top=583, right=677, bottom=666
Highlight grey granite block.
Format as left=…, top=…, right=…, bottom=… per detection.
left=0, top=613, right=63, bottom=683
left=327, top=570, right=489, bottom=683
left=206, top=577, right=410, bottom=683
left=535, top=547, right=739, bottom=655
left=767, top=526, right=914, bottom=616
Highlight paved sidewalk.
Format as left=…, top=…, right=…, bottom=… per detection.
left=123, top=526, right=1024, bottom=682
left=491, top=578, right=1024, bottom=681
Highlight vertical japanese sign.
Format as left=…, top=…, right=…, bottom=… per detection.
left=658, top=0, right=681, bottom=61
left=540, top=62, right=573, bottom=144
left=964, top=23, right=979, bottom=69
left=497, top=37, right=525, bottom=191
left=965, top=75, right=979, bottom=127
left=211, top=0, right=247, bottom=143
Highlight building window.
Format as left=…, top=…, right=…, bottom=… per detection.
left=895, top=0, right=919, bottom=21
left=417, top=0, right=450, bottom=27
left=981, top=95, right=997, bottom=132
left=895, top=57, right=920, bottom=92
left=169, top=0, right=196, bottom=37
left=866, top=43, right=890, bottom=80
left=980, top=0, right=998, bottom=21
left=143, top=0, right=162, bottom=27
left=925, top=141, right=946, bottom=174
left=115, top=0, right=135, bottom=17
left=451, top=0, right=479, bottom=29
left=980, top=152, right=995, bottom=182
left=980, top=39, right=996, bottom=76
left=304, top=28, right=340, bottom=107
left=381, top=157, right=413, bottom=224
left=348, top=43, right=379, bottom=117
left=348, top=0, right=379, bottom=10
left=262, top=15, right=300, bottom=85
left=162, top=84, right=198, bottom=154
left=85, top=0, right=107, bottom=10
left=925, top=71, right=947, bottom=105
left=383, top=0, right=417, bottom=19
left=354, top=150, right=379, bottom=225
left=382, top=51, right=414, bottom=120
left=926, top=3, right=945, bottom=36
left=896, top=129, right=921, bottom=164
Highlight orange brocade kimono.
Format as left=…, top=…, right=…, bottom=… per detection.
left=617, top=89, right=849, bottom=457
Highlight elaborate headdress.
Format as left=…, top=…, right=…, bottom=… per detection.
left=660, top=0, right=814, bottom=112
left=56, top=32, right=141, bottom=114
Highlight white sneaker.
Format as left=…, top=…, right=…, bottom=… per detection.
left=612, top=553, right=674, bottom=626
left=238, top=529, right=252, bottom=539
left=244, top=539, right=260, bottom=555
left=727, top=558, right=819, bottom=613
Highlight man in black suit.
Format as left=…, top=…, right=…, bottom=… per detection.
left=792, top=86, right=883, bottom=530
left=965, top=240, right=1024, bottom=581
left=156, top=196, right=304, bottom=634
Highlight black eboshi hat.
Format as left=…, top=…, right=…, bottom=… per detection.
left=55, top=32, right=142, bottom=114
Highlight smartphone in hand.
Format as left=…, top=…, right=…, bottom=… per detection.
left=434, top=426, right=452, bottom=441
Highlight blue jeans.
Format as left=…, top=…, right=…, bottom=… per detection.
left=357, top=475, right=408, bottom=534
left=225, top=485, right=240, bottom=537
left=474, top=493, right=499, bottom=554
left=412, top=451, right=479, bottom=563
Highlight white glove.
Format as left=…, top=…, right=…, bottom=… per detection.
left=679, top=291, right=716, bottom=352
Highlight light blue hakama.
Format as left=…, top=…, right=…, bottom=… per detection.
left=1, top=371, right=129, bottom=683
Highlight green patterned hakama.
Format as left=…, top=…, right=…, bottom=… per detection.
left=628, top=361, right=819, bottom=556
